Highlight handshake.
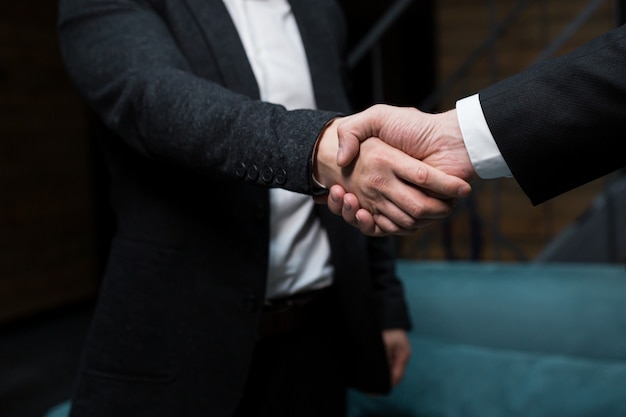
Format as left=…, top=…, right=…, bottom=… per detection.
left=313, top=104, right=477, bottom=237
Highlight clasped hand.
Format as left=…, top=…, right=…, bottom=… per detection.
left=313, top=104, right=476, bottom=236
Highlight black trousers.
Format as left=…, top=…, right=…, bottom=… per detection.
left=232, top=293, right=347, bottom=417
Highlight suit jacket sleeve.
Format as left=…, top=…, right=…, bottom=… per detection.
left=57, top=0, right=339, bottom=195
left=479, top=24, right=626, bottom=205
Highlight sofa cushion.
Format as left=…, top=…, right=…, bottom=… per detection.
left=349, top=337, right=626, bottom=417
left=348, top=261, right=626, bottom=417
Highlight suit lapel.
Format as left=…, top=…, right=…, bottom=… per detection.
left=180, top=0, right=349, bottom=111
left=181, top=0, right=260, bottom=99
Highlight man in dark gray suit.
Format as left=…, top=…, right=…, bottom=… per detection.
left=325, top=23, right=626, bottom=235
left=57, top=0, right=473, bottom=415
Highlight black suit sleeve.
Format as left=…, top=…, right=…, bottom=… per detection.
left=479, top=24, right=626, bottom=205
left=57, top=0, right=338, bottom=194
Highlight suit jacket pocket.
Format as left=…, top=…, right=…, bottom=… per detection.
left=79, top=238, right=201, bottom=381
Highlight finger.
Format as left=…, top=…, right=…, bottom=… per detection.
left=329, top=190, right=390, bottom=237
left=343, top=197, right=391, bottom=237
left=390, top=359, right=403, bottom=387
left=331, top=180, right=449, bottom=233
left=356, top=138, right=462, bottom=222
left=353, top=208, right=379, bottom=236
left=400, top=158, right=472, bottom=200
left=327, top=191, right=387, bottom=236
left=327, top=185, right=347, bottom=216
left=348, top=180, right=448, bottom=233
left=349, top=206, right=410, bottom=237
left=390, top=346, right=411, bottom=387
left=394, top=192, right=459, bottom=221
left=354, top=209, right=416, bottom=237
left=339, top=191, right=416, bottom=237
left=371, top=196, right=424, bottom=230
left=340, top=193, right=360, bottom=227
left=336, top=124, right=363, bottom=168
left=373, top=214, right=434, bottom=231
left=390, top=359, right=406, bottom=387
left=371, top=213, right=424, bottom=236
left=371, top=177, right=459, bottom=226
left=370, top=137, right=471, bottom=200
left=381, top=158, right=463, bottom=220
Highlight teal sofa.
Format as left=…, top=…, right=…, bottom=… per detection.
left=349, top=261, right=626, bottom=417
left=47, top=262, right=626, bottom=417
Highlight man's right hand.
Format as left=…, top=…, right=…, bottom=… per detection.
left=337, top=104, right=475, bottom=180
left=328, top=104, right=477, bottom=236
left=313, top=117, right=472, bottom=235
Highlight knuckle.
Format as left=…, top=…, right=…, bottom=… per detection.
left=406, top=200, right=427, bottom=219
left=373, top=217, right=400, bottom=235
left=414, top=165, right=430, bottom=185
left=336, top=120, right=351, bottom=139
left=368, top=174, right=388, bottom=190
left=371, top=103, right=385, bottom=113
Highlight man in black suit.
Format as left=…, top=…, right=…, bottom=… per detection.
left=55, top=0, right=433, bottom=415
left=57, top=0, right=476, bottom=415
left=324, top=23, right=626, bottom=235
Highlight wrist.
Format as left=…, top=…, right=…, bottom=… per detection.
left=439, top=109, right=477, bottom=181
left=312, top=118, right=342, bottom=188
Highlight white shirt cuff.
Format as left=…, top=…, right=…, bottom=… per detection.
left=456, top=94, right=512, bottom=179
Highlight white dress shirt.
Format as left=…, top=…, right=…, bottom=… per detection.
left=222, top=0, right=334, bottom=299
left=456, top=94, right=513, bottom=178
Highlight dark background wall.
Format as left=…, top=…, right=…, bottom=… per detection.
left=0, top=1, right=622, bottom=416
left=0, top=0, right=437, bottom=325
left=339, top=0, right=436, bottom=110
left=0, top=1, right=98, bottom=325
left=2, top=0, right=623, bottom=324
left=0, top=2, right=435, bottom=415
left=0, top=0, right=621, bottom=324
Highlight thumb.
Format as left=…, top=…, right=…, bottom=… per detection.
left=336, top=105, right=388, bottom=167
left=336, top=122, right=364, bottom=167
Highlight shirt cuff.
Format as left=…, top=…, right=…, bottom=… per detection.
left=456, top=94, right=512, bottom=179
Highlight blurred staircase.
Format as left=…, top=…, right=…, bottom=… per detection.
left=535, top=172, right=626, bottom=264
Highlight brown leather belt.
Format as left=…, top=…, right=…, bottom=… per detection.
left=258, top=287, right=332, bottom=339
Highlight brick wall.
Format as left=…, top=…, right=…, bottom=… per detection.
left=398, top=0, right=618, bottom=261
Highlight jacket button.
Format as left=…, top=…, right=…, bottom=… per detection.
left=275, top=169, right=287, bottom=185
left=261, top=167, right=274, bottom=184
left=247, top=165, right=259, bottom=181
left=235, top=162, right=246, bottom=178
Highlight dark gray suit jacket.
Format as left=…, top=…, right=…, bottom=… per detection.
left=479, top=24, right=626, bottom=205
left=58, top=0, right=411, bottom=415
